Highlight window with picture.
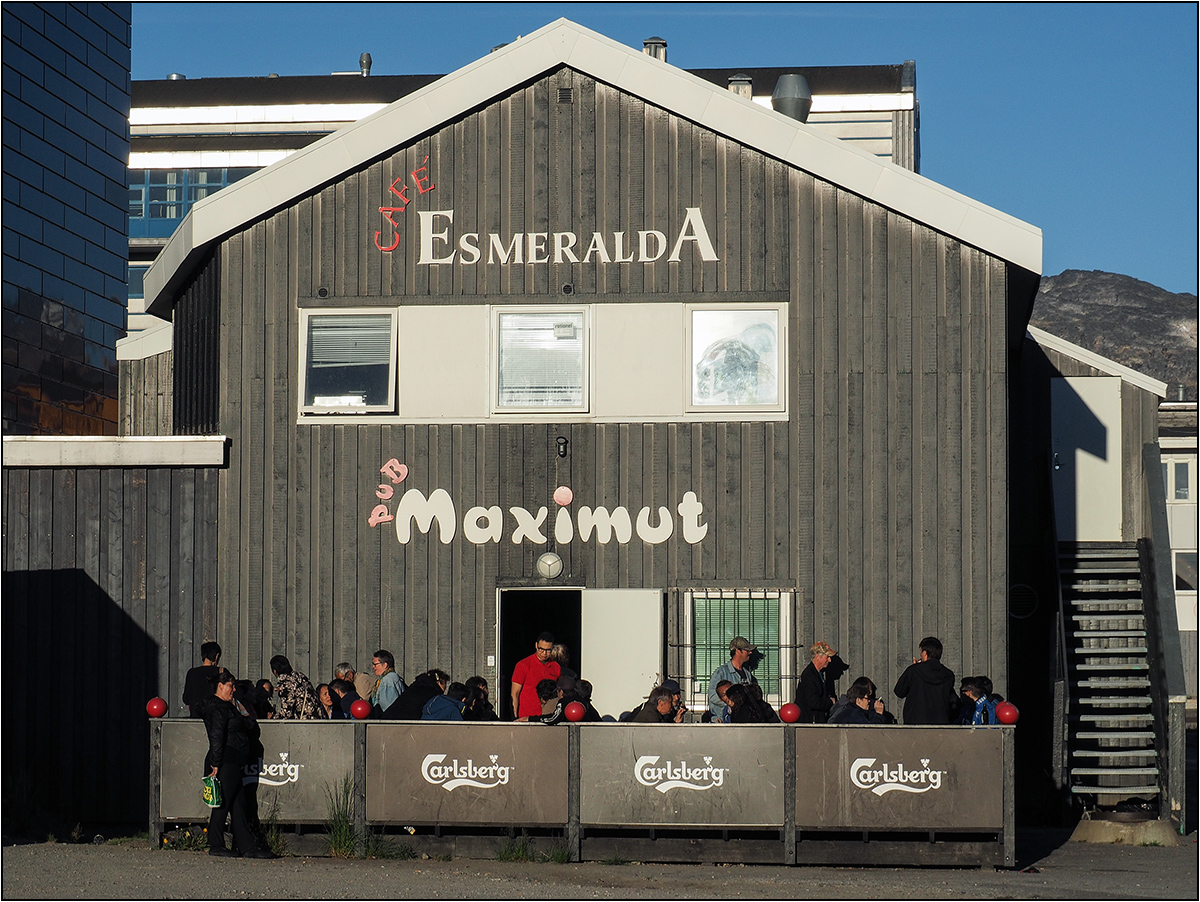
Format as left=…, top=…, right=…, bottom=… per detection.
left=687, top=306, right=785, bottom=411
left=494, top=308, right=588, bottom=412
left=685, top=589, right=793, bottom=709
left=300, top=309, right=397, bottom=414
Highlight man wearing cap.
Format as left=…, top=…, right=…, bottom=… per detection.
left=795, top=641, right=838, bottom=723
left=708, top=637, right=758, bottom=721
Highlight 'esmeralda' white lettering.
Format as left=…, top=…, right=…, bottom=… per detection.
left=417, top=208, right=719, bottom=265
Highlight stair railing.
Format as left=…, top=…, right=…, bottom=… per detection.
left=1138, top=443, right=1188, bottom=832
left=1046, top=457, right=1071, bottom=792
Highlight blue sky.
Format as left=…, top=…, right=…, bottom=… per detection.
left=132, top=2, right=1198, bottom=295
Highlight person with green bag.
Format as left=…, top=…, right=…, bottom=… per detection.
left=196, top=671, right=277, bottom=859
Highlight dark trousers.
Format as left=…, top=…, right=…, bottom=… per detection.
left=208, top=752, right=259, bottom=854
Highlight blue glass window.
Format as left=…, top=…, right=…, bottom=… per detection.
left=128, top=168, right=257, bottom=238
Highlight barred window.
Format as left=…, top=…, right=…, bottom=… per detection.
left=684, top=589, right=793, bottom=709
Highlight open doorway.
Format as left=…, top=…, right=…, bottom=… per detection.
left=498, top=589, right=582, bottom=721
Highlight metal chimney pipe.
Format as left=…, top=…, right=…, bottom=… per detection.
left=771, top=73, right=812, bottom=123
left=642, top=36, right=667, bottom=62
left=359, top=53, right=372, bottom=77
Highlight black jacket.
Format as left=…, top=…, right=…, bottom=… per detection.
left=196, top=695, right=260, bottom=770
left=390, top=673, right=442, bottom=720
left=183, top=665, right=220, bottom=716
left=794, top=662, right=835, bottom=723
left=893, top=659, right=958, bottom=725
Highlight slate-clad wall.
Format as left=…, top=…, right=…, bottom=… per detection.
left=178, top=66, right=1009, bottom=705
left=1, top=464, right=219, bottom=824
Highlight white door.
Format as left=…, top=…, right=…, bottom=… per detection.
left=580, top=589, right=663, bottom=719
left=1050, top=376, right=1123, bottom=541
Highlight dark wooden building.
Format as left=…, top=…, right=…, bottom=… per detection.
left=8, top=19, right=1051, bottom=823
left=136, top=17, right=1041, bottom=721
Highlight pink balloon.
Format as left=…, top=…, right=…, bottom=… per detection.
left=553, top=486, right=573, bottom=506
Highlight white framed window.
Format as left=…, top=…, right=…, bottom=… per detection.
left=299, top=308, right=398, bottom=415
left=686, top=304, right=785, bottom=412
left=492, top=307, right=589, bottom=413
left=682, top=588, right=794, bottom=713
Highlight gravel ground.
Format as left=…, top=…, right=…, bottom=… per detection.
left=2, top=828, right=1196, bottom=900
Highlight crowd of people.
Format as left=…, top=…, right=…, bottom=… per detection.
left=184, top=630, right=1004, bottom=856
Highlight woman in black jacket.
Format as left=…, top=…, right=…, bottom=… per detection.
left=197, top=671, right=276, bottom=859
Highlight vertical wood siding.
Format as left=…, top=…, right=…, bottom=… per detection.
left=182, top=67, right=1009, bottom=710
left=1, top=465, right=219, bottom=824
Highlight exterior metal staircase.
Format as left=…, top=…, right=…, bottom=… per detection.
left=1059, top=541, right=1160, bottom=805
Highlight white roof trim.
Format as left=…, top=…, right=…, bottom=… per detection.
left=116, top=319, right=174, bottom=360
left=144, top=18, right=1041, bottom=318
left=2, top=436, right=228, bottom=467
left=1027, top=325, right=1168, bottom=398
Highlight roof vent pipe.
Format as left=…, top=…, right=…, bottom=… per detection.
left=727, top=73, right=752, bottom=99
left=167, top=72, right=186, bottom=80
left=771, top=73, right=812, bottom=123
left=643, top=36, right=667, bottom=62
left=359, top=53, right=372, bottom=77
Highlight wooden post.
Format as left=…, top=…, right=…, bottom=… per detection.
left=354, top=721, right=368, bottom=835
left=783, top=724, right=796, bottom=865
left=567, top=723, right=581, bottom=861
left=147, top=719, right=163, bottom=848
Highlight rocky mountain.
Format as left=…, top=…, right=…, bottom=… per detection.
left=1029, top=270, right=1198, bottom=401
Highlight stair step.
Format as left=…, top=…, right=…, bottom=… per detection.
left=1073, top=665, right=1150, bottom=673
left=1062, top=564, right=1141, bottom=574
left=1064, top=585, right=1143, bottom=594
left=1068, top=601, right=1145, bottom=612
left=1072, top=748, right=1157, bottom=759
left=1071, top=630, right=1147, bottom=639
left=1072, top=646, right=1148, bottom=655
left=1071, top=785, right=1160, bottom=795
left=1074, top=678, right=1150, bottom=688
left=1075, top=696, right=1153, bottom=707
left=1071, top=714, right=1154, bottom=724
left=1071, top=613, right=1145, bottom=622
left=1070, top=767, right=1159, bottom=776
left=1075, top=731, right=1156, bottom=740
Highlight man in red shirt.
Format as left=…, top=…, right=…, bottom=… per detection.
left=510, top=632, right=561, bottom=720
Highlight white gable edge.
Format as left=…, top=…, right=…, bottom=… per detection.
left=145, top=18, right=1041, bottom=319
left=1027, top=325, right=1168, bottom=398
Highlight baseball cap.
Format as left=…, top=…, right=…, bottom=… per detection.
left=729, top=637, right=758, bottom=653
left=810, top=641, right=837, bottom=658
left=660, top=679, right=682, bottom=694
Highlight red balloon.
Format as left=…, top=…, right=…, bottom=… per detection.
left=350, top=699, right=372, bottom=720
left=779, top=703, right=800, bottom=723
left=995, top=701, right=1019, bottom=724
left=146, top=697, right=167, bottom=718
left=564, top=701, right=586, bottom=722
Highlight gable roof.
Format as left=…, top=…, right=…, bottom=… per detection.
left=144, top=18, right=1042, bottom=319
left=1027, top=325, right=1168, bottom=398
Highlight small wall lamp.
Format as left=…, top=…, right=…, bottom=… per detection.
left=556, top=437, right=569, bottom=458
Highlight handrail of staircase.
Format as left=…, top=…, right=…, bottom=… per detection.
left=1138, top=442, right=1188, bottom=833
left=1047, top=464, right=1070, bottom=793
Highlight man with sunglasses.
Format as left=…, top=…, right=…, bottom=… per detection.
left=509, top=632, right=561, bottom=720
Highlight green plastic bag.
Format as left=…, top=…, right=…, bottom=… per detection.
left=201, top=775, right=222, bottom=808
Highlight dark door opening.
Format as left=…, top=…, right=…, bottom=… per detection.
left=498, top=589, right=581, bottom=720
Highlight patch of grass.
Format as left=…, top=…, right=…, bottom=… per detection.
left=107, top=832, right=150, bottom=846
left=258, top=795, right=288, bottom=857
left=324, top=774, right=358, bottom=858
left=1139, top=839, right=1163, bottom=847
left=162, top=825, right=209, bottom=852
left=496, top=835, right=534, bottom=862
left=600, top=853, right=630, bottom=866
left=360, top=828, right=417, bottom=860
left=542, top=838, right=571, bottom=864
